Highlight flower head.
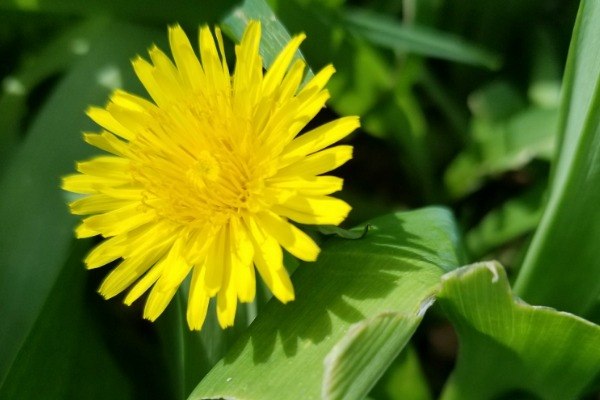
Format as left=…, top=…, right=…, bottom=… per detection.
left=62, top=21, right=359, bottom=330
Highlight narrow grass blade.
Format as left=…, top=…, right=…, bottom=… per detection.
left=221, top=0, right=313, bottom=79
left=343, top=9, right=500, bottom=69
left=514, top=0, right=600, bottom=314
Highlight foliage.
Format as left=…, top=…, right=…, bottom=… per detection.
left=1, top=0, right=598, bottom=399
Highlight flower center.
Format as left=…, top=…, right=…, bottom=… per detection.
left=186, top=151, right=220, bottom=190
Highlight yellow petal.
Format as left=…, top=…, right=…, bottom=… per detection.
left=62, top=174, right=126, bottom=194
left=186, top=266, right=210, bottom=330
left=153, top=236, right=193, bottom=292
left=132, top=56, right=168, bottom=108
left=273, top=195, right=351, bottom=225
left=287, top=89, right=330, bottom=140
left=82, top=203, right=154, bottom=237
left=84, top=234, right=127, bottom=269
left=148, top=45, right=184, bottom=100
left=168, top=24, right=204, bottom=92
left=69, top=195, right=135, bottom=215
left=230, top=218, right=255, bottom=303
left=75, top=222, right=98, bottom=238
left=143, top=285, right=178, bottom=322
left=262, top=32, right=306, bottom=98
left=276, top=145, right=353, bottom=178
left=105, top=102, right=147, bottom=139
left=216, top=227, right=237, bottom=328
left=76, top=156, right=131, bottom=180
left=276, top=59, right=305, bottom=101
left=203, top=226, right=226, bottom=296
left=300, top=64, right=335, bottom=95
left=233, top=21, right=262, bottom=112
left=124, top=261, right=166, bottom=305
left=110, top=89, right=155, bottom=112
left=199, top=26, right=229, bottom=95
left=214, top=26, right=230, bottom=77
left=244, top=216, right=294, bottom=303
left=98, top=239, right=167, bottom=299
left=86, top=107, right=135, bottom=140
left=83, top=131, right=128, bottom=156
left=257, top=211, right=320, bottom=262
left=280, top=116, right=360, bottom=167
left=267, top=175, right=343, bottom=196
left=123, top=221, right=176, bottom=259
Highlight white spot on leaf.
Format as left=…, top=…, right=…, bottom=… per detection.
left=71, top=38, right=90, bottom=55
left=2, top=77, right=26, bottom=96
left=96, top=65, right=122, bottom=90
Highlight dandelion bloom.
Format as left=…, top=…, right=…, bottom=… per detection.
left=62, top=21, right=359, bottom=330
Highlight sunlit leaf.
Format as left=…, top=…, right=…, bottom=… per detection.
left=221, top=0, right=313, bottom=78
left=438, top=262, right=600, bottom=400
left=189, top=208, right=464, bottom=400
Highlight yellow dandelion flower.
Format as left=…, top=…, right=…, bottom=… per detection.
left=62, top=21, right=359, bottom=330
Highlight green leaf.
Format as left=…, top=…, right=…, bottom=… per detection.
left=221, top=0, right=313, bottom=79
left=445, top=107, right=558, bottom=199
left=438, top=262, right=600, bottom=400
left=316, top=224, right=371, bottom=239
left=0, top=240, right=178, bottom=399
left=0, top=19, right=177, bottom=398
left=369, top=346, right=433, bottom=400
left=189, top=207, right=464, bottom=400
left=466, top=182, right=545, bottom=258
left=343, top=9, right=500, bottom=69
left=323, top=311, right=428, bottom=400
left=156, top=292, right=262, bottom=399
left=514, top=0, right=600, bottom=314
left=467, top=81, right=525, bottom=121
left=527, top=29, right=562, bottom=109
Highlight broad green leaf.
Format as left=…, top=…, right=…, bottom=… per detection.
left=514, top=0, right=600, bottom=314
left=343, top=9, right=500, bottom=69
left=466, top=182, right=545, bottom=258
left=322, top=311, right=429, bottom=400
left=189, top=207, right=464, bottom=400
left=0, top=20, right=179, bottom=398
left=0, top=241, right=176, bottom=399
left=438, top=262, right=600, bottom=400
